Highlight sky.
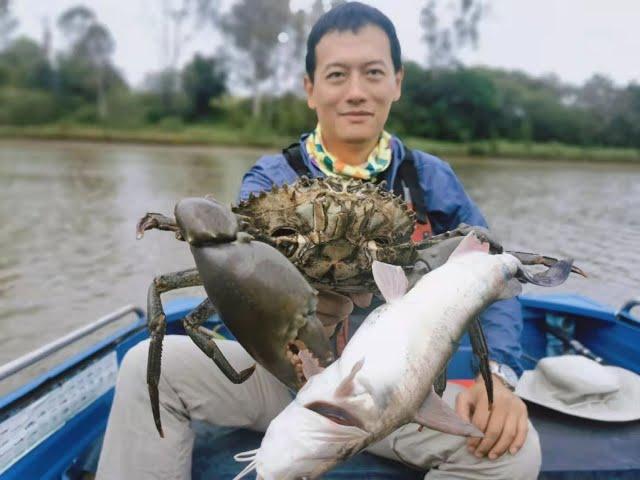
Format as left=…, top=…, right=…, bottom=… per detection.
left=11, top=0, right=640, bottom=88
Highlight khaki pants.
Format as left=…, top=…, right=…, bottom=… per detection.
left=96, top=336, right=541, bottom=480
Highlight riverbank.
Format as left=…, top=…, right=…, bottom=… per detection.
left=1, top=124, right=639, bottom=163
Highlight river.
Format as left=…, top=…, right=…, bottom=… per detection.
left=0, top=140, right=638, bottom=392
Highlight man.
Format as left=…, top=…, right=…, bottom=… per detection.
left=97, top=3, right=540, bottom=479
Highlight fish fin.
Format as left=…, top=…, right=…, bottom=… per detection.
left=449, top=231, right=490, bottom=259
left=413, top=388, right=484, bottom=437
left=372, top=261, right=408, bottom=302
left=335, top=358, right=364, bottom=397
left=298, top=350, right=324, bottom=379
left=497, top=278, right=523, bottom=300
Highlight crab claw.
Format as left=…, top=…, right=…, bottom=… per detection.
left=191, top=238, right=335, bottom=392
left=508, top=251, right=587, bottom=278
left=174, top=197, right=238, bottom=246
left=516, top=258, right=575, bottom=287
left=136, top=213, right=180, bottom=240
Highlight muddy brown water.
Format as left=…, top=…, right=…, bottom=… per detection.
left=0, top=140, right=638, bottom=393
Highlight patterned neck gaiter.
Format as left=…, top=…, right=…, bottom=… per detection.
left=305, top=123, right=392, bottom=180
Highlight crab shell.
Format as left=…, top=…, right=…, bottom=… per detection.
left=232, top=177, right=420, bottom=292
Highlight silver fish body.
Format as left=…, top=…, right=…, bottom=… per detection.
left=240, top=234, right=524, bottom=480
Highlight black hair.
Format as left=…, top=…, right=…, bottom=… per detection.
left=305, top=2, right=402, bottom=81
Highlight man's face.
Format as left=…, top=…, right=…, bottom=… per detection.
left=304, top=25, right=403, bottom=147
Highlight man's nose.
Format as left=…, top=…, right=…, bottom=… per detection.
left=345, top=75, right=367, bottom=104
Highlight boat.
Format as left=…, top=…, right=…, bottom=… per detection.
left=1, top=294, right=639, bottom=479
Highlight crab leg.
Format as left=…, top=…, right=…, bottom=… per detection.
left=182, top=298, right=256, bottom=384
left=425, top=224, right=504, bottom=253
left=136, top=212, right=182, bottom=240
left=468, top=316, right=494, bottom=408
left=416, top=228, right=585, bottom=281
left=146, top=268, right=203, bottom=437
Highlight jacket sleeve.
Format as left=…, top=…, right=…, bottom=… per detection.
left=415, top=153, right=524, bottom=376
left=238, top=154, right=300, bottom=202
left=238, top=158, right=276, bottom=202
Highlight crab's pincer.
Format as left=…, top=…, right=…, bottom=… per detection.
left=190, top=239, right=334, bottom=391
left=175, top=197, right=239, bottom=246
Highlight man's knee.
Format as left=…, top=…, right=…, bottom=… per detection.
left=502, top=423, right=542, bottom=480
left=114, top=339, right=150, bottom=394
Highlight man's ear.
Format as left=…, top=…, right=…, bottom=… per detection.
left=304, top=74, right=316, bottom=109
left=393, top=67, right=404, bottom=102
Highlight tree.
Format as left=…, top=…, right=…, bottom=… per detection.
left=391, top=63, right=501, bottom=141
left=57, top=5, right=96, bottom=48
left=0, top=0, right=17, bottom=51
left=606, top=84, right=640, bottom=147
left=420, top=0, right=485, bottom=68
left=57, top=6, right=119, bottom=119
left=158, top=0, right=220, bottom=71
left=181, top=53, right=227, bottom=119
left=221, top=0, right=293, bottom=117
left=140, top=0, right=220, bottom=117
left=0, top=37, right=52, bottom=89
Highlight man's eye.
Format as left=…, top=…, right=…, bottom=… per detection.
left=327, top=71, right=345, bottom=79
left=367, top=69, right=384, bottom=77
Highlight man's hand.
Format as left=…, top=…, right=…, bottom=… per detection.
left=316, top=291, right=373, bottom=338
left=455, top=375, right=529, bottom=460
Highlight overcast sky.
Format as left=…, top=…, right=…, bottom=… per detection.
left=12, top=0, right=640, bottom=88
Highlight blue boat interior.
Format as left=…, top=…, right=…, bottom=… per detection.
left=1, top=294, right=639, bottom=480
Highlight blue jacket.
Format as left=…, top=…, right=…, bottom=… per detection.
left=238, top=135, right=524, bottom=376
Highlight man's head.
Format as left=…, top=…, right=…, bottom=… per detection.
left=304, top=2, right=403, bottom=149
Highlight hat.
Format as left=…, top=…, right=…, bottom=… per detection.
left=516, top=355, right=640, bottom=422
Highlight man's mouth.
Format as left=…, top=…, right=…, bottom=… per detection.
left=340, top=111, right=373, bottom=117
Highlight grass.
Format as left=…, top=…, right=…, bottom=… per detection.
left=0, top=124, right=292, bottom=149
left=1, top=124, right=639, bottom=163
left=406, top=137, right=640, bottom=163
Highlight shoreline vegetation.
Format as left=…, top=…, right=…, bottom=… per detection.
left=1, top=124, right=639, bottom=163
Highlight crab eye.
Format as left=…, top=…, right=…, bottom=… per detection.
left=273, top=229, right=299, bottom=257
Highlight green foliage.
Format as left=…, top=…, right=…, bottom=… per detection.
left=0, top=15, right=639, bottom=152
left=262, top=93, right=316, bottom=135
left=0, top=37, right=52, bottom=89
left=389, top=63, right=640, bottom=149
left=391, top=63, right=501, bottom=141
left=605, top=84, right=640, bottom=148
left=100, top=90, right=149, bottom=128
left=0, top=87, right=57, bottom=125
left=181, top=54, right=227, bottom=120
left=56, top=5, right=119, bottom=120
left=217, top=95, right=252, bottom=128
left=156, top=115, right=185, bottom=131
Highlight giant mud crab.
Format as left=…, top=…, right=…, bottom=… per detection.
left=137, top=177, right=585, bottom=436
